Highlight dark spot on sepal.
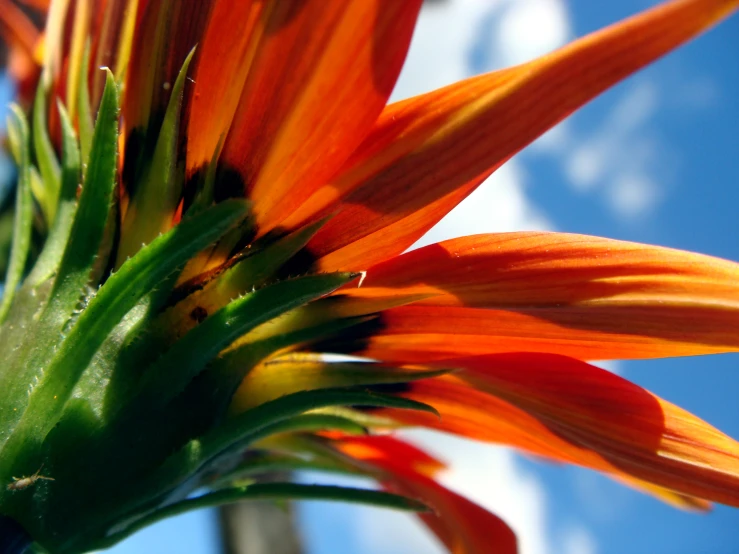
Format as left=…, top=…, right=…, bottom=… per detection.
left=190, top=306, right=208, bottom=323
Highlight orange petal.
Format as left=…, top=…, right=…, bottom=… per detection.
left=347, top=304, right=739, bottom=362
left=298, top=0, right=739, bottom=271
left=0, top=0, right=41, bottom=58
left=334, top=435, right=518, bottom=554
left=370, top=355, right=739, bottom=507
left=349, top=232, right=739, bottom=307
left=198, top=0, right=422, bottom=238
left=185, top=0, right=270, bottom=181
left=335, top=232, right=739, bottom=359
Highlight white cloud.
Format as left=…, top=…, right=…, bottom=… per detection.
left=561, top=525, right=599, bottom=554
left=557, top=80, right=665, bottom=218
left=391, top=0, right=504, bottom=100
left=607, top=173, right=661, bottom=219
left=493, top=0, right=572, bottom=67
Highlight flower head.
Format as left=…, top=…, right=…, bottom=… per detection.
left=0, top=0, right=738, bottom=552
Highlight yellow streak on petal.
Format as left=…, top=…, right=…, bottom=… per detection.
left=42, top=0, right=70, bottom=85
left=65, top=0, right=91, bottom=120
left=113, top=0, right=140, bottom=83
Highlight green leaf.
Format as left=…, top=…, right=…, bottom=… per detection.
left=0, top=106, right=33, bottom=324
left=32, top=81, right=61, bottom=225
left=133, top=272, right=355, bottom=408
left=96, top=483, right=428, bottom=549
left=0, top=200, right=248, bottom=477
left=117, top=48, right=195, bottom=263
left=26, top=102, right=81, bottom=287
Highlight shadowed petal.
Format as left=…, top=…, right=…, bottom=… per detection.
left=122, top=0, right=214, bottom=190
left=296, top=0, right=739, bottom=271
left=346, top=304, right=738, bottom=362
left=184, top=0, right=270, bottom=181
left=336, top=232, right=739, bottom=358
left=367, top=355, right=739, bottom=507
left=333, top=435, right=518, bottom=554
left=348, top=232, right=739, bottom=308
left=187, top=0, right=422, bottom=239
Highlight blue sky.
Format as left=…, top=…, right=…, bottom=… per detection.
left=2, top=1, right=738, bottom=553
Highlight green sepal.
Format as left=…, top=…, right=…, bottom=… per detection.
left=0, top=76, right=121, bottom=452
left=241, top=412, right=368, bottom=445
left=138, top=218, right=332, bottom=367
left=0, top=106, right=33, bottom=324
left=205, top=389, right=437, bottom=463
left=96, top=483, right=428, bottom=550
left=46, top=69, right=119, bottom=313
left=132, top=272, right=355, bottom=409
left=0, top=209, right=13, bottom=277
left=209, top=451, right=362, bottom=485
left=0, top=200, right=249, bottom=477
left=178, top=390, right=434, bottom=483
left=32, top=82, right=61, bottom=225
left=172, top=217, right=328, bottom=321
left=115, top=389, right=435, bottom=520
left=26, top=102, right=81, bottom=287
left=117, top=48, right=195, bottom=263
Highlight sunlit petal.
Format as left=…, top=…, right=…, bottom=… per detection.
left=300, top=0, right=739, bottom=271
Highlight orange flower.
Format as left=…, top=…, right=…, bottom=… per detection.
left=0, top=1, right=737, bottom=552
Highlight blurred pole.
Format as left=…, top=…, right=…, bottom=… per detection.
left=218, top=500, right=302, bottom=554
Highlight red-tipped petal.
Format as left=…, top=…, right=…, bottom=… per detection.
left=299, top=0, right=739, bottom=271
left=371, top=355, right=739, bottom=507
left=334, top=435, right=518, bottom=554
